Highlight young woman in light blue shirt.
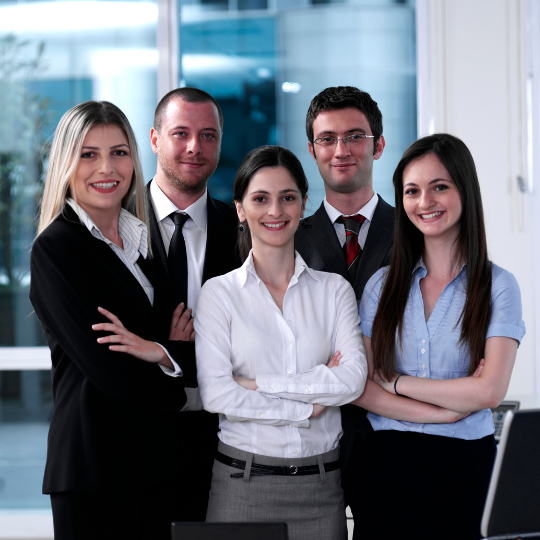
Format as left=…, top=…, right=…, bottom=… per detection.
left=352, top=133, right=525, bottom=540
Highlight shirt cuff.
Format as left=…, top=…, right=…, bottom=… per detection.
left=154, top=342, right=183, bottom=377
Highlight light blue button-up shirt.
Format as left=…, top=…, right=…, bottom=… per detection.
left=359, top=261, right=526, bottom=440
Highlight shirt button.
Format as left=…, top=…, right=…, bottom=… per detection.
left=422, top=373, right=427, bottom=378
left=269, top=386, right=274, bottom=391
left=294, top=415, right=298, bottom=420
left=422, top=339, right=426, bottom=344
left=287, top=340, right=292, bottom=345
left=422, top=364, right=425, bottom=369
left=421, top=349, right=425, bottom=354
left=257, top=412, right=263, bottom=418
left=293, top=449, right=298, bottom=454
left=305, top=387, right=310, bottom=393
left=287, top=317, right=292, bottom=321
left=287, top=368, right=293, bottom=374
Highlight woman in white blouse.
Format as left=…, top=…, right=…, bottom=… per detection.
left=194, top=145, right=368, bottom=540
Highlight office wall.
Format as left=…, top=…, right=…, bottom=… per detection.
left=417, top=0, right=538, bottom=396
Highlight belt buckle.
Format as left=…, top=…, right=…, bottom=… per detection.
left=288, top=465, right=298, bottom=475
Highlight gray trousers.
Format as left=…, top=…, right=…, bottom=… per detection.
left=206, top=441, right=347, bottom=540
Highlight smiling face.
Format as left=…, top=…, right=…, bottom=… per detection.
left=236, top=166, right=306, bottom=253
left=402, top=152, right=463, bottom=244
left=150, top=97, right=221, bottom=196
left=308, top=107, right=384, bottom=196
left=71, top=124, right=133, bottom=220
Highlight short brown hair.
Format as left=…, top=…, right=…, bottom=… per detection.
left=306, top=86, right=383, bottom=151
left=154, top=87, right=224, bottom=133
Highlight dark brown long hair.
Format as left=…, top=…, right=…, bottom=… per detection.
left=233, top=145, right=309, bottom=261
left=372, top=133, right=492, bottom=379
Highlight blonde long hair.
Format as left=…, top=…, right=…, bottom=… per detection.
left=37, top=101, right=148, bottom=239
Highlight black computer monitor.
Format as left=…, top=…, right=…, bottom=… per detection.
left=481, top=409, right=540, bottom=539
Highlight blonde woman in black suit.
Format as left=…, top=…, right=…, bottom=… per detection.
left=30, top=101, right=195, bottom=540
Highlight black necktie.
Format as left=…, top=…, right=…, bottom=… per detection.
left=168, top=212, right=189, bottom=306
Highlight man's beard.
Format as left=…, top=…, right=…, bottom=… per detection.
left=158, top=153, right=219, bottom=196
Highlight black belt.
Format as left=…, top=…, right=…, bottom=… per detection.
left=216, top=451, right=340, bottom=479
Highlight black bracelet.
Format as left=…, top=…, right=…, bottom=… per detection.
left=394, top=373, right=405, bottom=396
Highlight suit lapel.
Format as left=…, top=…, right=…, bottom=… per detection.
left=202, top=193, right=233, bottom=284
left=303, top=203, right=348, bottom=279
left=146, top=181, right=168, bottom=273
left=353, top=197, right=394, bottom=296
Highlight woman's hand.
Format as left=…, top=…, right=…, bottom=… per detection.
left=233, top=376, right=258, bottom=391
left=93, top=307, right=170, bottom=366
left=373, top=369, right=398, bottom=394
left=310, top=404, right=326, bottom=418
left=169, top=302, right=195, bottom=342
left=326, top=351, right=341, bottom=368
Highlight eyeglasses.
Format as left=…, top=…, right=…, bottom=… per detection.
left=313, top=134, right=375, bottom=147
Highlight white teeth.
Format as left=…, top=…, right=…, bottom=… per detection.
left=420, top=211, right=443, bottom=220
left=263, top=222, right=286, bottom=228
left=92, top=182, right=118, bottom=189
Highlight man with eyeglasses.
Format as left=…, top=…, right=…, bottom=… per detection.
left=295, top=86, right=394, bottom=532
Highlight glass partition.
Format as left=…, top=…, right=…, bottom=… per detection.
left=0, top=0, right=160, bottom=527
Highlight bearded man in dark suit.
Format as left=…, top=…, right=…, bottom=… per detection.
left=295, top=86, right=394, bottom=531
left=145, top=87, right=240, bottom=522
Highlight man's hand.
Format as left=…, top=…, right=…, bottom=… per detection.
left=169, top=302, right=195, bottom=342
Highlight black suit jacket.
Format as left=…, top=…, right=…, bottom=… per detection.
left=295, top=196, right=394, bottom=471
left=30, top=206, right=194, bottom=494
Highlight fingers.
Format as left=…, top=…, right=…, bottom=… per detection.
left=327, top=351, right=342, bottom=368
left=170, top=303, right=185, bottom=331
left=472, top=359, right=485, bottom=377
left=96, top=333, right=133, bottom=346
left=97, top=306, right=125, bottom=328
left=177, top=307, right=193, bottom=330
left=170, top=303, right=193, bottom=331
left=92, top=322, right=130, bottom=336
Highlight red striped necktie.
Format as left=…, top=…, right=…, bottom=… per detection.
left=337, top=214, right=366, bottom=281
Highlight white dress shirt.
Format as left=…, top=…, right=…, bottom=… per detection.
left=324, top=191, right=379, bottom=249
left=194, top=251, right=368, bottom=459
left=149, top=178, right=207, bottom=410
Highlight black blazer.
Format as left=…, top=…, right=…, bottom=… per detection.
left=30, top=206, right=195, bottom=494
left=295, top=196, right=395, bottom=471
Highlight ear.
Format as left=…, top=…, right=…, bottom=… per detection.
left=373, top=134, right=385, bottom=161
left=301, top=195, right=307, bottom=218
left=235, top=200, right=246, bottom=223
left=308, top=141, right=317, bottom=163
left=150, top=127, right=159, bottom=155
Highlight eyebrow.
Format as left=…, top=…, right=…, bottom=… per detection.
left=82, top=143, right=130, bottom=150
left=403, top=178, right=452, bottom=188
left=170, top=126, right=220, bottom=133
left=248, top=188, right=299, bottom=196
left=316, top=128, right=368, bottom=137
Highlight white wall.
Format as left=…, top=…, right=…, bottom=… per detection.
left=417, top=0, right=538, bottom=397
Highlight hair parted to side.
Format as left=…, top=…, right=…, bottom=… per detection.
left=306, top=86, right=383, bottom=153
left=371, top=133, right=491, bottom=380
left=154, top=87, right=224, bottom=133
left=233, top=145, right=309, bottom=262
left=37, top=101, right=148, bottom=241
